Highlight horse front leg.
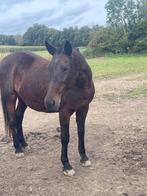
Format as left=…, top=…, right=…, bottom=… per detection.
left=76, top=105, right=91, bottom=167
left=59, top=110, right=75, bottom=176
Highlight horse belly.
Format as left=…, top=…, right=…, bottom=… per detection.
left=15, top=77, right=48, bottom=112
left=20, top=88, right=47, bottom=112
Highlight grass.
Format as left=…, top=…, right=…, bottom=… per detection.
left=127, top=86, right=147, bottom=98
left=0, top=45, right=45, bottom=53
left=33, top=50, right=51, bottom=59
left=0, top=46, right=147, bottom=80
left=0, top=52, right=10, bottom=59
left=33, top=51, right=147, bottom=80
left=102, top=85, right=147, bottom=101
left=87, top=55, right=147, bottom=79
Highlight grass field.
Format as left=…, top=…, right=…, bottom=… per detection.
left=0, top=45, right=45, bottom=53
left=34, top=52, right=147, bottom=81
left=87, top=55, right=147, bottom=79
left=127, top=85, right=147, bottom=98
left=0, top=46, right=147, bottom=80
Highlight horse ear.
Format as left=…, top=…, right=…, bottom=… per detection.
left=64, top=40, right=72, bottom=56
left=45, top=41, right=56, bottom=55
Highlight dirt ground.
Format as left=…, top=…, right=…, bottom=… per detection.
left=0, top=75, right=147, bottom=196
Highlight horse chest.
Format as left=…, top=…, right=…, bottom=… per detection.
left=62, top=87, right=92, bottom=110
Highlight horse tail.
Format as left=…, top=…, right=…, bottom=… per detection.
left=0, top=58, right=12, bottom=138
left=0, top=90, right=12, bottom=138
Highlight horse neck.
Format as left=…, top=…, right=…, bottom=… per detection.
left=72, top=50, right=93, bottom=87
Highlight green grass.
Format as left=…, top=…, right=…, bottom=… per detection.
left=127, top=86, right=147, bottom=98
left=0, top=45, right=45, bottom=53
left=99, top=86, right=147, bottom=100
left=33, top=51, right=147, bottom=79
left=33, top=50, right=51, bottom=59
left=0, top=52, right=10, bottom=59
left=0, top=46, right=147, bottom=80
left=87, top=55, right=147, bottom=79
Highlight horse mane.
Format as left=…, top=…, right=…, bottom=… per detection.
left=72, top=48, right=92, bottom=86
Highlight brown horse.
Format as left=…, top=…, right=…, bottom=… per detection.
left=0, top=41, right=95, bottom=176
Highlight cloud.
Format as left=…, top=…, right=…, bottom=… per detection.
left=0, top=0, right=107, bottom=34
left=39, top=2, right=91, bottom=27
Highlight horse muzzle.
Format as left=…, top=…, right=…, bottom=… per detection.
left=44, top=96, right=61, bottom=112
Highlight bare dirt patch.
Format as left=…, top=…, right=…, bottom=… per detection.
left=0, top=75, right=147, bottom=196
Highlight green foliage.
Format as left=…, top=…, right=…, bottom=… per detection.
left=23, top=24, right=49, bottom=46
left=22, top=24, right=91, bottom=47
left=14, top=34, right=23, bottom=45
left=85, top=27, right=129, bottom=57
left=46, top=28, right=62, bottom=46
left=85, top=0, right=147, bottom=57
left=105, top=0, right=141, bottom=34
left=0, top=35, right=16, bottom=45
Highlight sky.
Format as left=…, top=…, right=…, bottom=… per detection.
left=0, top=0, right=108, bottom=35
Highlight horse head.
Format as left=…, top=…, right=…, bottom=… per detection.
left=44, top=40, right=75, bottom=112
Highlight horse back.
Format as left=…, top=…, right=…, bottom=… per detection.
left=0, top=51, right=48, bottom=85
left=0, top=52, right=50, bottom=111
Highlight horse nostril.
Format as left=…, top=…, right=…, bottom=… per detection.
left=48, top=99, right=55, bottom=107
left=44, top=97, right=56, bottom=110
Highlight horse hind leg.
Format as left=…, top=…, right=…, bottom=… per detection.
left=15, top=98, right=28, bottom=149
left=2, top=92, right=24, bottom=156
left=76, top=105, right=91, bottom=167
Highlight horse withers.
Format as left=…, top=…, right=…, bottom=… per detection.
left=0, top=41, right=95, bottom=176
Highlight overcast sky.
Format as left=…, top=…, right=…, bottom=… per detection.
left=0, top=0, right=108, bottom=35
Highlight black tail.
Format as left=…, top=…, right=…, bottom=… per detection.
left=0, top=91, right=10, bottom=137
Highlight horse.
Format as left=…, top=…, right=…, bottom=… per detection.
left=0, top=40, right=95, bottom=176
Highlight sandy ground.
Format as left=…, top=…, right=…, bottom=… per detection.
left=0, top=75, right=147, bottom=196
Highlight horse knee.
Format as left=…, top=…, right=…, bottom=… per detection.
left=61, top=130, right=69, bottom=145
left=8, top=117, right=15, bottom=129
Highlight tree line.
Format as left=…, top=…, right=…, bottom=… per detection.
left=87, top=0, right=147, bottom=56
left=0, top=0, right=146, bottom=56
left=0, top=25, right=91, bottom=47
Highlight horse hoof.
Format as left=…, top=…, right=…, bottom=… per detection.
left=63, top=169, right=75, bottom=177
left=81, top=160, right=91, bottom=167
left=15, top=152, right=24, bottom=158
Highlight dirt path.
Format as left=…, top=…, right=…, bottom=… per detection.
left=0, top=75, right=147, bottom=196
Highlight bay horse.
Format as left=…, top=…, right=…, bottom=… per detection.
left=0, top=41, right=95, bottom=176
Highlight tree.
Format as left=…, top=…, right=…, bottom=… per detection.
left=105, top=0, right=138, bottom=33
left=46, top=28, right=62, bottom=46
left=86, top=26, right=128, bottom=56
left=22, top=24, right=92, bottom=47
left=14, top=34, right=23, bottom=45
left=137, top=0, right=147, bottom=21
left=23, top=24, right=49, bottom=45
left=0, top=35, right=16, bottom=45
left=103, top=0, right=147, bottom=53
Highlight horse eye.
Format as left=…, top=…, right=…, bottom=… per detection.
left=62, top=67, right=69, bottom=72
